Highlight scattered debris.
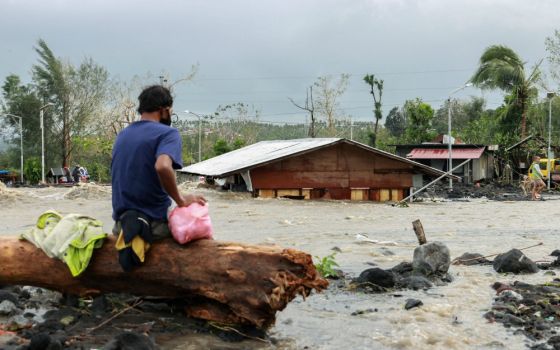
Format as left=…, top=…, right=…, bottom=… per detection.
left=452, top=252, right=492, bottom=266
left=0, top=182, right=25, bottom=203
left=64, top=183, right=111, bottom=200
left=485, top=280, right=560, bottom=349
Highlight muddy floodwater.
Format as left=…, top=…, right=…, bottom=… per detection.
left=1, top=185, right=559, bottom=349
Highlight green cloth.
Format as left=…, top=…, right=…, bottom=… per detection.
left=21, top=210, right=107, bottom=277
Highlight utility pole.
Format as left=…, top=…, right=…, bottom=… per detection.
left=547, top=92, right=555, bottom=190
left=350, top=116, right=353, bottom=140
left=39, top=103, right=54, bottom=184
left=447, top=83, right=472, bottom=191
left=185, top=110, right=203, bottom=162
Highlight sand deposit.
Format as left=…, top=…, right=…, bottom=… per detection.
left=63, top=183, right=112, bottom=200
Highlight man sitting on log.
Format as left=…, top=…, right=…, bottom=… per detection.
left=111, top=85, right=206, bottom=250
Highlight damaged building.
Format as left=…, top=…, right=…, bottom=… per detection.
left=179, top=138, right=457, bottom=202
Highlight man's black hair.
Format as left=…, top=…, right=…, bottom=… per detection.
left=137, top=85, right=173, bottom=114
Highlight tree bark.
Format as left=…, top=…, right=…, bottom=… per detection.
left=0, top=237, right=328, bottom=329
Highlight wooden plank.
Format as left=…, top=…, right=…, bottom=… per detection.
left=379, top=189, right=390, bottom=202
left=302, top=188, right=312, bottom=200
left=412, top=219, right=427, bottom=245
left=277, top=189, right=300, bottom=197
left=258, top=189, right=275, bottom=198
left=369, top=189, right=380, bottom=201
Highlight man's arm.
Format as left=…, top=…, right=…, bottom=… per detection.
left=155, top=154, right=206, bottom=207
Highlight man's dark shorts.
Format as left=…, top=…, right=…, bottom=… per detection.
left=112, top=220, right=171, bottom=240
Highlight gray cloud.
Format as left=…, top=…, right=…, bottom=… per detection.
left=1, top=0, right=558, bottom=122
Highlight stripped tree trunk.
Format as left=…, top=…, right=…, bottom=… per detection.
left=0, top=237, right=327, bottom=329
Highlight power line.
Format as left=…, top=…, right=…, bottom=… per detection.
left=193, top=68, right=474, bottom=82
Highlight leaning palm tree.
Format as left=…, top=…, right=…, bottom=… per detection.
left=470, top=45, right=541, bottom=139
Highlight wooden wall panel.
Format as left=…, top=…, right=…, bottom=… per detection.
left=251, top=143, right=416, bottom=191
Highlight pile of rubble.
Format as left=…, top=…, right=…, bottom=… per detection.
left=64, top=183, right=112, bottom=200
left=425, top=181, right=528, bottom=201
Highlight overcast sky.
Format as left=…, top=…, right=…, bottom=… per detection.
left=1, top=0, right=559, bottom=124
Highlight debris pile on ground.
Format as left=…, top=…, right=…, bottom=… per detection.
left=178, top=181, right=199, bottom=192
left=485, top=280, right=560, bottom=350
left=0, top=182, right=24, bottom=203
left=0, top=285, right=268, bottom=349
left=424, top=181, right=529, bottom=201
left=452, top=252, right=492, bottom=266
left=64, top=183, right=111, bottom=200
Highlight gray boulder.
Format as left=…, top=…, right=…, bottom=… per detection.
left=412, top=241, right=451, bottom=276
left=397, top=275, right=433, bottom=290
left=0, top=300, right=17, bottom=315
left=493, top=249, right=539, bottom=274
left=356, top=268, right=395, bottom=288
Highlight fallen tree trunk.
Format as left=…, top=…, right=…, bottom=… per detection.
left=0, top=237, right=328, bottom=329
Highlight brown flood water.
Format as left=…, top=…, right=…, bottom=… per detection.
left=1, top=185, right=558, bottom=349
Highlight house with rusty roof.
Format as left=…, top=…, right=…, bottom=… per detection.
left=179, top=138, right=458, bottom=202
left=394, top=135, right=497, bottom=184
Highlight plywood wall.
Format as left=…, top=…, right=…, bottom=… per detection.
left=251, top=143, right=414, bottom=190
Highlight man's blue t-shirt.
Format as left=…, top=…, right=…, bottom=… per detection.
left=111, top=120, right=183, bottom=221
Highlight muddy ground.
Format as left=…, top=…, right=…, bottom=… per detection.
left=1, top=183, right=560, bottom=349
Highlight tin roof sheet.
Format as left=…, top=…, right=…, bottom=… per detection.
left=407, top=147, right=485, bottom=159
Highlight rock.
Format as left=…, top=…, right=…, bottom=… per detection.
left=0, top=290, right=18, bottom=305
left=412, top=242, right=451, bottom=276
left=91, top=295, right=108, bottom=315
left=397, top=275, right=433, bottom=290
left=452, top=252, right=491, bottom=266
left=102, top=332, right=158, bottom=350
left=502, top=313, right=525, bottom=326
left=6, top=314, right=32, bottom=331
left=356, top=268, right=395, bottom=288
left=59, top=315, right=75, bottom=326
left=404, top=298, right=423, bottom=310
left=493, top=249, right=539, bottom=274
left=351, top=308, right=377, bottom=316
left=550, top=250, right=560, bottom=257
left=0, top=300, right=17, bottom=315
left=28, top=333, right=52, bottom=350
left=498, top=290, right=523, bottom=302
left=391, top=261, right=413, bottom=276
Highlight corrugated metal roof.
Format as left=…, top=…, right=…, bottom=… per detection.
left=407, top=147, right=485, bottom=159
left=180, top=138, right=458, bottom=179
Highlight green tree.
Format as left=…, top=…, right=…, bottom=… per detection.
left=1, top=75, right=46, bottom=169
left=33, top=39, right=110, bottom=167
left=213, top=139, right=231, bottom=156
left=433, top=97, right=486, bottom=135
left=384, top=106, right=406, bottom=138
left=470, top=45, right=541, bottom=139
left=403, top=98, right=435, bottom=143
left=363, top=74, right=384, bottom=146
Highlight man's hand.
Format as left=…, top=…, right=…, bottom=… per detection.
left=178, top=193, right=207, bottom=207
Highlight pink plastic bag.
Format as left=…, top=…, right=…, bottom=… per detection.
left=168, top=203, right=214, bottom=244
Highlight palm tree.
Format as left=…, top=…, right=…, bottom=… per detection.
left=470, top=45, right=541, bottom=139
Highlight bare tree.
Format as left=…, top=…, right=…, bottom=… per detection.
left=313, top=74, right=349, bottom=135
left=289, top=86, right=316, bottom=137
